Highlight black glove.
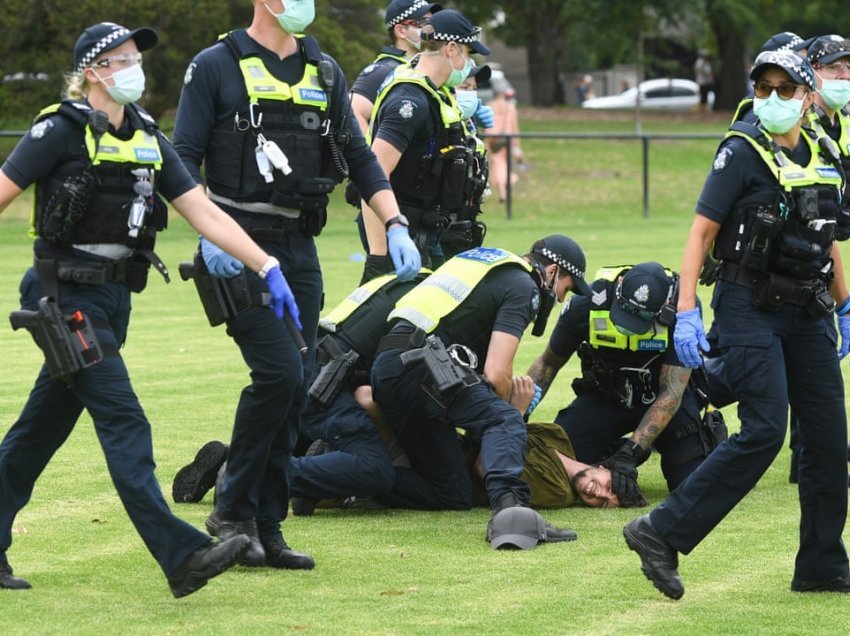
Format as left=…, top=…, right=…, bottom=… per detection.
left=600, top=440, right=648, bottom=506
left=359, top=254, right=394, bottom=285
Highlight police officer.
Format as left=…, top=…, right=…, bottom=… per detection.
left=350, top=0, right=442, bottom=135
left=172, top=0, right=420, bottom=571
left=527, top=263, right=720, bottom=504
left=359, top=9, right=491, bottom=279
left=0, top=22, right=303, bottom=597
left=623, top=50, right=850, bottom=599
left=370, top=236, right=589, bottom=547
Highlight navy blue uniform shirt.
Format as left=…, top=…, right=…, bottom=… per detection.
left=172, top=29, right=389, bottom=202
left=350, top=46, right=406, bottom=101
left=2, top=107, right=195, bottom=201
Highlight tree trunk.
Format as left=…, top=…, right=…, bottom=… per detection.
left=708, top=5, right=748, bottom=110
left=521, top=6, right=565, bottom=106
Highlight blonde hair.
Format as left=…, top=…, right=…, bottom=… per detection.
left=63, top=71, right=89, bottom=100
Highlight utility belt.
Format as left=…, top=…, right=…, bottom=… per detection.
left=9, top=296, right=113, bottom=386
left=34, top=249, right=168, bottom=294
left=380, top=328, right=481, bottom=409
left=308, top=334, right=362, bottom=410
left=574, top=342, right=658, bottom=409
left=400, top=204, right=449, bottom=264
left=178, top=250, right=307, bottom=352
left=719, top=262, right=834, bottom=317
left=226, top=207, right=325, bottom=239
left=439, top=217, right=486, bottom=257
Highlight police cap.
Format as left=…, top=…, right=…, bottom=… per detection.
left=808, top=35, right=850, bottom=65
left=74, top=22, right=158, bottom=74
left=532, top=235, right=591, bottom=296
left=609, top=262, right=672, bottom=335
left=470, top=64, right=491, bottom=83
left=750, top=49, right=816, bottom=91
left=421, top=9, right=491, bottom=56
left=385, top=0, right=442, bottom=30
left=760, top=31, right=814, bottom=53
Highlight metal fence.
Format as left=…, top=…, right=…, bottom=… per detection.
left=1, top=129, right=721, bottom=218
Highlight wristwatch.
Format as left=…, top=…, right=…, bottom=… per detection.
left=385, top=214, right=410, bottom=231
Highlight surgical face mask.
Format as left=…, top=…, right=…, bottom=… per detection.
left=265, top=0, right=315, bottom=34
left=819, top=77, right=850, bottom=110
left=94, top=63, right=145, bottom=105
left=753, top=91, right=805, bottom=134
left=445, top=45, right=474, bottom=89
left=454, top=89, right=479, bottom=119
left=404, top=26, right=422, bottom=52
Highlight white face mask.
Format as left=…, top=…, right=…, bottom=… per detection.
left=403, top=26, right=422, bottom=52
left=454, top=89, right=479, bottom=119
left=94, top=64, right=146, bottom=105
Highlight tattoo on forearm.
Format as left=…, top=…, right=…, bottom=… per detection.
left=633, top=365, right=690, bottom=449
left=527, top=349, right=567, bottom=396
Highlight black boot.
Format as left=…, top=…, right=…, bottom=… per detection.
left=291, top=439, right=334, bottom=517
left=172, top=441, right=229, bottom=503
left=261, top=535, right=316, bottom=570
left=0, top=562, right=31, bottom=590
left=205, top=509, right=266, bottom=567
left=167, top=535, right=251, bottom=598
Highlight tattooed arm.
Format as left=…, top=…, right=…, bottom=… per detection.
left=630, top=364, right=692, bottom=452
left=526, top=346, right=569, bottom=400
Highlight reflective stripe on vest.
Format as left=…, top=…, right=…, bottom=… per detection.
left=389, top=247, right=531, bottom=332
left=725, top=127, right=843, bottom=190
left=85, top=128, right=163, bottom=168
left=320, top=273, right=401, bottom=332
left=368, top=64, right=462, bottom=144
left=588, top=266, right=670, bottom=353
left=237, top=57, right=328, bottom=109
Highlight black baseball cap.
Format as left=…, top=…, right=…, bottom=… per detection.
left=609, top=262, right=672, bottom=335
left=808, top=35, right=850, bottom=65
left=421, top=9, right=491, bottom=56
left=750, top=49, right=817, bottom=91
left=470, top=64, right=491, bottom=83
left=74, top=22, right=158, bottom=73
left=486, top=507, right=554, bottom=550
left=532, top=235, right=591, bottom=296
left=760, top=31, right=814, bottom=53
left=385, top=0, right=442, bottom=30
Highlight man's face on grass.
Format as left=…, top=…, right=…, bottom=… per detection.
left=573, top=466, right=621, bottom=508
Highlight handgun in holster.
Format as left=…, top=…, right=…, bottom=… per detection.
left=178, top=251, right=257, bottom=327
left=308, top=335, right=360, bottom=410
left=400, top=334, right=480, bottom=409
left=9, top=296, right=103, bottom=385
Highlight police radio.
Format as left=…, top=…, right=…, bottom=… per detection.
left=530, top=261, right=556, bottom=337
left=656, top=274, right=679, bottom=327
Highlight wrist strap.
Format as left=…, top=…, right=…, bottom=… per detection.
left=258, top=256, right=279, bottom=280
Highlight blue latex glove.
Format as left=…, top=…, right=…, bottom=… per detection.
left=265, top=265, right=302, bottom=328
left=839, top=314, right=850, bottom=360
left=474, top=101, right=495, bottom=129
left=387, top=225, right=421, bottom=282
left=674, top=307, right=710, bottom=369
left=200, top=237, right=244, bottom=278
left=524, top=383, right=543, bottom=418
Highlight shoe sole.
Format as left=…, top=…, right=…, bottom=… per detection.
left=172, top=442, right=228, bottom=504
left=171, top=537, right=251, bottom=599
left=623, top=523, right=684, bottom=600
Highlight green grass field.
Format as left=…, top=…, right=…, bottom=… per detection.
left=0, top=110, right=848, bottom=634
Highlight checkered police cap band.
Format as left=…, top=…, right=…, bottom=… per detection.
left=809, top=35, right=850, bottom=64
left=76, top=25, right=130, bottom=73
left=776, top=34, right=804, bottom=51
left=538, top=247, right=585, bottom=280
left=422, top=25, right=483, bottom=46
left=752, top=49, right=816, bottom=91
left=385, top=0, right=432, bottom=29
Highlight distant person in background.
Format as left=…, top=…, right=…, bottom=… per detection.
left=575, top=74, right=595, bottom=105
left=693, top=49, right=714, bottom=112
left=486, top=72, right=523, bottom=203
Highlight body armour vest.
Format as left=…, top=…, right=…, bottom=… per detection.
left=807, top=106, right=850, bottom=239
left=204, top=32, right=341, bottom=211
left=389, top=247, right=531, bottom=333
left=371, top=65, right=475, bottom=213
left=33, top=100, right=166, bottom=249
left=575, top=266, right=673, bottom=408
left=319, top=271, right=429, bottom=362
left=713, top=121, right=842, bottom=282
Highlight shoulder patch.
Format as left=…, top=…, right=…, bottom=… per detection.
left=184, top=62, right=197, bottom=86
left=362, top=64, right=376, bottom=75
left=29, top=119, right=54, bottom=140
left=712, top=147, right=733, bottom=172
left=399, top=99, right=416, bottom=119
left=530, top=288, right=541, bottom=316
left=560, top=295, right=573, bottom=315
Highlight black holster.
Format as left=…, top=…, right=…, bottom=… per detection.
left=178, top=251, right=264, bottom=326
left=308, top=335, right=360, bottom=409
left=400, top=333, right=481, bottom=409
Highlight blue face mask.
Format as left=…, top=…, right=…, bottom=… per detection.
left=819, top=78, right=850, bottom=110
left=265, top=0, right=315, bottom=34
left=454, top=89, right=479, bottom=119
left=445, top=45, right=474, bottom=89
left=753, top=91, right=805, bottom=134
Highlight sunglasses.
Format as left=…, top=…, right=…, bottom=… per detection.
left=92, top=52, right=143, bottom=69
left=615, top=280, right=659, bottom=323
left=753, top=81, right=805, bottom=100
left=815, top=60, right=850, bottom=73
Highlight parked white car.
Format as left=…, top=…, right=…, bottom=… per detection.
left=581, top=78, right=714, bottom=111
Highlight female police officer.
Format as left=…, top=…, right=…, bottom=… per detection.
left=0, top=22, right=297, bottom=598
left=622, top=50, right=850, bottom=599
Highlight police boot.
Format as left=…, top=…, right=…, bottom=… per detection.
left=261, top=535, right=316, bottom=570
left=167, top=534, right=251, bottom=598
left=0, top=562, right=31, bottom=590
left=291, top=439, right=334, bottom=517
left=623, top=514, right=684, bottom=600
left=205, top=509, right=266, bottom=567
left=172, top=441, right=229, bottom=503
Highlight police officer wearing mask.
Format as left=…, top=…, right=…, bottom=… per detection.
left=172, top=0, right=421, bottom=572
left=369, top=236, right=588, bottom=547
left=359, top=9, right=491, bottom=280
left=527, top=263, right=721, bottom=505
left=350, top=0, right=442, bottom=135
left=0, top=22, right=301, bottom=597
left=624, top=50, right=850, bottom=599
